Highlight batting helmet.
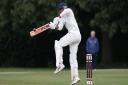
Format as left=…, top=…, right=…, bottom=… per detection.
left=58, top=2, right=67, bottom=9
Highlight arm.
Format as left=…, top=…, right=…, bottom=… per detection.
left=49, top=9, right=70, bottom=30
left=49, top=16, right=65, bottom=30
left=49, top=17, right=59, bottom=29
left=56, top=18, right=65, bottom=31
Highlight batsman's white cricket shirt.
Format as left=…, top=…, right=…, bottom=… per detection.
left=58, top=8, right=80, bottom=33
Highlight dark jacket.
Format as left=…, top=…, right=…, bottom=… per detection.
left=86, top=37, right=99, bottom=54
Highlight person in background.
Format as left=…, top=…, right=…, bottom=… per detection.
left=86, top=30, right=99, bottom=69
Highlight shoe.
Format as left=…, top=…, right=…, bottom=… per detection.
left=54, top=64, right=65, bottom=74
left=71, top=78, right=80, bottom=85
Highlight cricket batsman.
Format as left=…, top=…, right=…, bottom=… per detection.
left=49, top=2, right=81, bottom=85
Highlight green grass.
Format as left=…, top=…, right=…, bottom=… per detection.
left=0, top=68, right=128, bottom=85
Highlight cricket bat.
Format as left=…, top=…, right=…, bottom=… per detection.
left=30, top=23, right=50, bottom=37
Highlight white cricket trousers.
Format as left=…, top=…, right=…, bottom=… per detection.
left=54, top=30, right=81, bottom=81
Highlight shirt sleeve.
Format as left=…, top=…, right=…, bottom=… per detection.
left=60, top=9, right=70, bottom=18
left=57, top=18, right=65, bottom=31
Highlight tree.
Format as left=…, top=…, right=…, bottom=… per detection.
left=0, top=0, right=60, bottom=67
left=76, top=0, right=128, bottom=64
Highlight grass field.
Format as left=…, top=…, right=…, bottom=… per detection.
left=0, top=68, right=128, bottom=85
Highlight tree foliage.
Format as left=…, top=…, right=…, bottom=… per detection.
left=0, top=0, right=61, bottom=67
left=77, top=0, right=128, bottom=37
left=0, top=0, right=128, bottom=67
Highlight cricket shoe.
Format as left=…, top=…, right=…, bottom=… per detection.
left=71, top=78, right=80, bottom=85
left=54, top=64, right=65, bottom=74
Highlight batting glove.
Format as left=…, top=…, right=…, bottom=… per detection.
left=53, top=17, right=59, bottom=25
left=49, top=22, right=55, bottom=29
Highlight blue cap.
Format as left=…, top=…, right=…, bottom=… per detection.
left=58, top=2, right=67, bottom=9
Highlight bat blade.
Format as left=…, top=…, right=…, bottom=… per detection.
left=30, top=23, right=50, bottom=37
